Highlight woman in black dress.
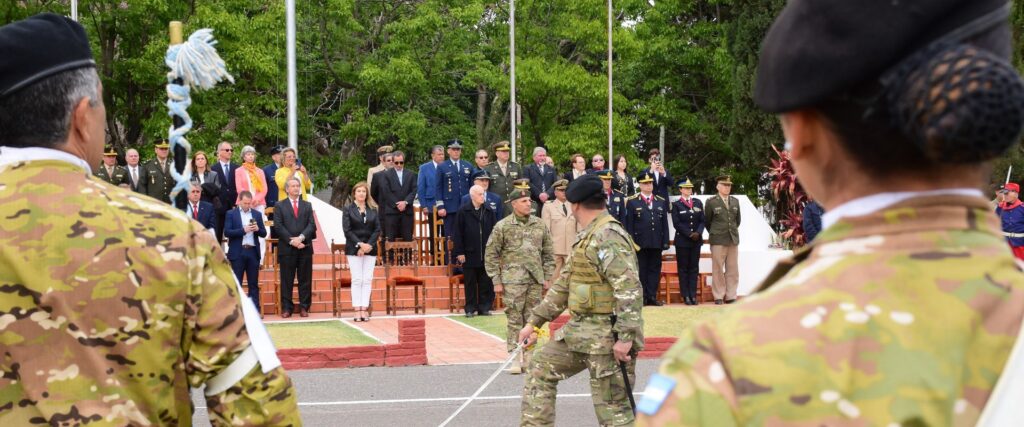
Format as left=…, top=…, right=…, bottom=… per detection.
left=612, top=154, right=635, bottom=195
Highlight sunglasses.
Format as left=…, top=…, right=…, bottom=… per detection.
left=394, top=161, right=404, bottom=165
left=593, top=159, right=604, bottom=162
left=223, top=149, right=233, bottom=152
left=476, top=156, right=488, bottom=159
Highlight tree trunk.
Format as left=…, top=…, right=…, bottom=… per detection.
left=476, top=84, right=487, bottom=148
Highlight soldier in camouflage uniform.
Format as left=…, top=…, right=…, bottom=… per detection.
left=638, top=0, right=1024, bottom=425
left=519, top=174, right=644, bottom=426
left=95, top=144, right=129, bottom=187
left=0, top=14, right=300, bottom=426
left=485, top=181, right=555, bottom=374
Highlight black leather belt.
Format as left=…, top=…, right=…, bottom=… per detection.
left=242, top=245, right=257, bottom=249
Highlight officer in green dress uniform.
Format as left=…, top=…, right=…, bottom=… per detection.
left=142, top=139, right=175, bottom=204
left=95, top=144, right=129, bottom=187
left=519, top=174, right=644, bottom=426
left=0, top=14, right=299, bottom=425
left=485, top=140, right=524, bottom=219
left=638, top=0, right=1024, bottom=425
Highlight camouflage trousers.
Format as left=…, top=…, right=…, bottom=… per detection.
left=521, top=339, right=636, bottom=426
left=504, top=281, right=543, bottom=352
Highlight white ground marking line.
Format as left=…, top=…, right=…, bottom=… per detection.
left=194, top=392, right=649, bottom=410
left=442, top=316, right=506, bottom=343
left=338, top=318, right=385, bottom=344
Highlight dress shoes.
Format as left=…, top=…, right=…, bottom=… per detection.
left=715, top=299, right=724, bottom=305
left=652, top=300, right=664, bottom=306
left=465, top=312, right=476, bottom=318
left=281, top=311, right=292, bottom=318
left=299, top=307, right=309, bottom=317
left=479, top=311, right=491, bottom=316
left=725, top=299, right=737, bottom=304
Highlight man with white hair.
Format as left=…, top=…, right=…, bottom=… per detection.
left=124, top=148, right=146, bottom=193
left=452, top=184, right=499, bottom=317
left=212, top=141, right=239, bottom=242
left=523, top=146, right=557, bottom=215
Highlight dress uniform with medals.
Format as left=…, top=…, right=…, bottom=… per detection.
left=436, top=139, right=476, bottom=236
left=366, top=144, right=393, bottom=206
left=142, top=140, right=175, bottom=204
left=95, top=145, right=129, bottom=187
left=598, top=169, right=627, bottom=224
left=484, top=141, right=523, bottom=219
left=460, top=170, right=505, bottom=219
left=638, top=0, right=1024, bottom=424
left=0, top=14, right=299, bottom=425
left=670, top=178, right=705, bottom=305
left=521, top=175, right=644, bottom=426
left=626, top=172, right=669, bottom=306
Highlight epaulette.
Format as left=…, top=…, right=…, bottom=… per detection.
left=655, top=195, right=665, bottom=201
left=626, top=194, right=641, bottom=200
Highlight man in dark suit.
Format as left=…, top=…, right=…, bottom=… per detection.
left=183, top=183, right=216, bottom=236
left=452, top=185, right=498, bottom=317
left=371, top=150, right=417, bottom=242
left=640, top=148, right=673, bottom=201
left=626, top=171, right=670, bottom=306
left=225, top=191, right=268, bottom=315
left=671, top=178, right=705, bottom=305
left=142, top=140, right=174, bottom=203
left=263, top=145, right=284, bottom=209
left=274, top=178, right=317, bottom=317
left=212, top=141, right=239, bottom=243
left=522, top=146, right=557, bottom=215
left=124, top=148, right=147, bottom=194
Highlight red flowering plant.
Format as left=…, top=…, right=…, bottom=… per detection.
left=767, top=144, right=809, bottom=249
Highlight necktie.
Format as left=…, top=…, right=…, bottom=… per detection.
left=646, top=196, right=652, bottom=209
left=293, top=200, right=299, bottom=217
left=192, top=203, right=198, bottom=219
left=562, top=204, right=567, bottom=216
left=131, top=167, right=137, bottom=186
left=223, top=164, right=231, bottom=185
left=397, top=170, right=403, bottom=186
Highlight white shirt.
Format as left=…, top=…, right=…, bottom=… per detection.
left=822, top=188, right=985, bottom=230
left=239, top=208, right=255, bottom=246
left=0, top=146, right=92, bottom=174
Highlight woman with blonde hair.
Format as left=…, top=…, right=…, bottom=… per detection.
left=342, top=182, right=380, bottom=321
left=235, top=145, right=269, bottom=258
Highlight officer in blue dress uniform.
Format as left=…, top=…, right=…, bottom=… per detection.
left=671, top=178, right=705, bottom=305
left=461, top=170, right=505, bottom=218
left=597, top=169, right=627, bottom=224
left=626, top=171, right=670, bottom=306
left=435, top=139, right=476, bottom=237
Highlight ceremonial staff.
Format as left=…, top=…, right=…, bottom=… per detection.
left=165, top=21, right=234, bottom=209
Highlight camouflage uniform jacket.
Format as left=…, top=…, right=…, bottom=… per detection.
left=639, top=195, right=1024, bottom=426
left=484, top=213, right=555, bottom=286
left=0, top=156, right=300, bottom=426
left=528, top=212, right=645, bottom=354
left=95, top=163, right=129, bottom=187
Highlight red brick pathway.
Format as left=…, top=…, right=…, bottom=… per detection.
left=332, top=315, right=506, bottom=365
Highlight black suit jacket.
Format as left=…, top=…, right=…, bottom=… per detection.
left=212, top=161, right=239, bottom=211
left=125, top=164, right=147, bottom=194
left=342, top=204, right=381, bottom=256
left=274, top=198, right=317, bottom=256
left=371, top=168, right=416, bottom=216
left=523, top=163, right=557, bottom=203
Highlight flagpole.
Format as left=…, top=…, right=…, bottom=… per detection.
left=607, top=0, right=614, bottom=163
left=71, top=0, right=77, bottom=21
left=286, top=0, right=298, bottom=152
left=509, top=0, right=517, bottom=162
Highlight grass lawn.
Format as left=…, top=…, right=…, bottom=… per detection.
left=450, top=313, right=508, bottom=339
left=266, top=320, right=380, bottom=349
left=450, top=305, right=726, bottom=340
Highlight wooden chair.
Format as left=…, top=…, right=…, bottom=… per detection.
left=384, top=241, right=426, bottom=315
left=659, top=252, right=677, bottom=304
left=447, top=240, right=464, bottom=313
left=262, top=238, right=280, bottom=315
left=330, top=240, right=351, bottom=317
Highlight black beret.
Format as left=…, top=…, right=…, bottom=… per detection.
left=755, top=0, right=1010, bottom=113
left=565, top=175, right=604, bottom=204
left=0, top=13, right=95, bottom=99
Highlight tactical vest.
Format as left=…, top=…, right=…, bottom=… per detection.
left=567, top=214, right=622, bottom=314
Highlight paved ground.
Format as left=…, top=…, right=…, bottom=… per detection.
left=193, top=358, right=660, bottom=426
